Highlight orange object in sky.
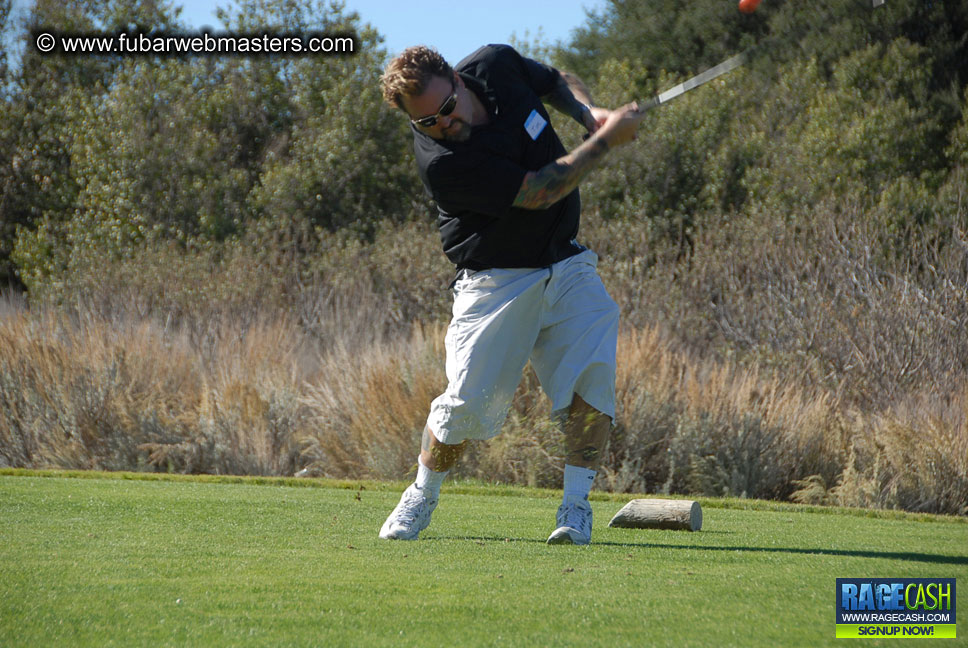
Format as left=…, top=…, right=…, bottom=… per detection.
left=739, top=0, right=761, bottom=13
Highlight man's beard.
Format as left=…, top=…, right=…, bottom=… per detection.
left=441, top=119, right=471, bottom=142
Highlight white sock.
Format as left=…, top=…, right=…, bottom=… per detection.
left=415, top=456, right=448, bottom=499
left=563, top=464, right=597, bottom=501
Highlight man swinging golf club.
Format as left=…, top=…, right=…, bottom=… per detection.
left=379, top=44, right=646, bottom=544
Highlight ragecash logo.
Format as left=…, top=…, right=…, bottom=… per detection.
left=836, top=578, right=956, bottom=639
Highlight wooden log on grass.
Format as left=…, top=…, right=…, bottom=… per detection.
left=607, top=499, right=702, bottom=531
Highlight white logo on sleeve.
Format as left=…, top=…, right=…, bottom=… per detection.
left=524, top=109, right=547, bottom=140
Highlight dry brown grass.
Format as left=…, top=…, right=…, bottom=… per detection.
left=3, top=291, right=965, bottom=514
left=2, top=194, right=966, bottom=514
left=604, top=326, right=849, bottom=500
left=298, top=323, right=446, bottom=479
left=831, top=385, right=968, bottom=514
left=0, top=306, right=310, bottom=475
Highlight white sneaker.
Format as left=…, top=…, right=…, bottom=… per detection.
left=379, top=483, right=438, bottom=540
left=547, top=495, right=593, bottom=545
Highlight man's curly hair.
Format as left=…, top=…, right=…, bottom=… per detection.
left=381, top=46, right=453, bottom=110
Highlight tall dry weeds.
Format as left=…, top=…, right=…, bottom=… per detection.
left=603, top=326, right=849, bottom=500
left=831, top=384, right=968, bottom=514
left=298, top=323, right=446, bottom=479
left=2, top=239, right=966, bottom=513
left=0, top=304, right=310, bottom=475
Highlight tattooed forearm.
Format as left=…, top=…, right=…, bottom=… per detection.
left=543, top=71, right=594, bottom=126
left=513, top=136, right=609, bottom=210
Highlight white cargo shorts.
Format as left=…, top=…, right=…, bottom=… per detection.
left=427, top=248, right=619, bottom=445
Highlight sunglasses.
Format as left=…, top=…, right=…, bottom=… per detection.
left=411, top=84, right=458, bottom=128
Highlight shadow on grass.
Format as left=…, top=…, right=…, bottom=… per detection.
left=428, top=536, right=968, bottom=565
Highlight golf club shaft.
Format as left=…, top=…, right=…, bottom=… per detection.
left=636, top=50, right=750, bottom=113
left=634, top=0, right=887, bottom=113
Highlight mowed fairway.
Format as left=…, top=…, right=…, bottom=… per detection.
left=1, top=474, right=966, bottom=647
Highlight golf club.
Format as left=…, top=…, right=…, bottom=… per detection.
left=634, top=50, right=749, bottom=114
left=633, top=0, right=889, bottom=114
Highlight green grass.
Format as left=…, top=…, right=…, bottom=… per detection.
left=1, top=473, right=965, bottom=647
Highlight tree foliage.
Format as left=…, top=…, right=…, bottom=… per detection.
left=0, top=0, right=965, bottom=310
left=550, top=0, right=968, bottom=262
left=3, top=0, right=422, bottom=297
